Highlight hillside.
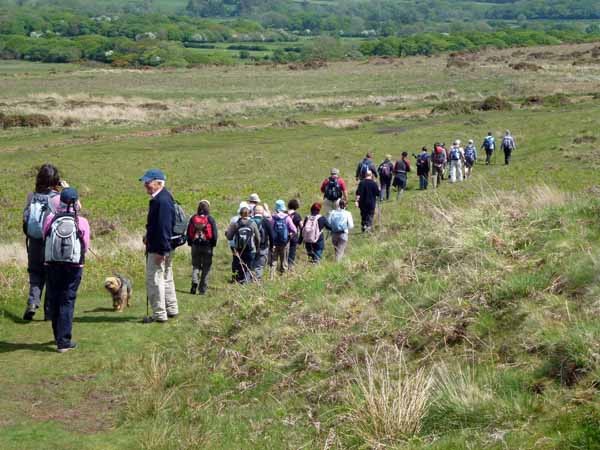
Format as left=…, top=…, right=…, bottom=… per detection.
left=1, top=43, right=600, bottom=449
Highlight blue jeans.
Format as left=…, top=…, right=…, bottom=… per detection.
left=46, top=265, right=83, bottom=349
left=288, top=237, right=298, bottom=266
left=419, top=174, right=428, bottom=190
left=305, top=242, right=324, bottom=263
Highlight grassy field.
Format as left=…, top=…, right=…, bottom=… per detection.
left=1, top=43, right=600, bottom=449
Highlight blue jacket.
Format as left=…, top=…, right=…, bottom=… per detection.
left=145, top=188, right=175, bottom=255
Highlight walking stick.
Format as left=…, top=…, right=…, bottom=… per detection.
left=142, top=251, right=152, bottom=323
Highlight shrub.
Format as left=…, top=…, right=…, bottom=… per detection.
left=478, top=95, right=513, bottom=111
left=0, top=113, right=52, bottom=128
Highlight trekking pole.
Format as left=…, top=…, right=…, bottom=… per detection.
left=141, top=250, right=152, bottom=323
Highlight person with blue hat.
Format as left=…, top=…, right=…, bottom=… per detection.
left=43, top=186, right=91, bottom=353
left=269, top=199, right=297, bottom=274
left=140, top=168, right=178, bottom=323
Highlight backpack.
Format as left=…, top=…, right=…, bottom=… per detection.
left=272, top=215, right=289, bottom=246
left=187, top=214, right=212, bottom=245
left=170, top=201, right=188, bottom=249
left=329, top=210, right=348, bottom=233
left=24, top=192, right=57, bottom=239
left=449, top=147, right=461, bottom=161
left=502, top=136, right=515, bottom=151
left=464, top=146, right=476, bottom=163
left=324, top=177, right=342, bottom=201
left=394, top=160, right=407, bottom=173
left=433, top=146, right=445, bottom=165
left=252, top=216, right=269, bottom=250
left=359, top=160, right=370, bottom=178
left=302, top=215, right=321, bottom=244
left=483, top=136, right=495, bottom=151
left=44, top=213, right=83, bottom=264
left=234, top=219, right=254, bottom=252
left=379, top=162, right=392, bottom=178
left=417, top=153, right=429, bottom=168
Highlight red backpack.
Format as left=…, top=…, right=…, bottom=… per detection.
left=187, top=214, right=213, bottom=244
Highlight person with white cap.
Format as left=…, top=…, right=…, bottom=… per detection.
left=463, top=139, right=477, bottom=179
left=501, top=130, right=517, bottom=165
left=320, top=168, right=348, bottom=215
left=448, top=140, right=464, bottom=183
left=187, top=199, right=218, bottom=295
left=270, top=199, right=297, bottom=274
left=140, top=168, right=178, bottom=323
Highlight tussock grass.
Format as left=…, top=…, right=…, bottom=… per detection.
left=348, top=348, right=434, bottom=446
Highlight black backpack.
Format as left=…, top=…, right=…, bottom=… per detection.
left=252, top=216, right=268, bottom=250
left=324, top=177, right=342, bottom=201
left=234, top=219, right=254, bottom=252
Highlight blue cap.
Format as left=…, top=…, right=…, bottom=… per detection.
left=60, top=187, right=79, bottom=204
left=139, top=169, right=166, bottom=183
left=274, top=199, right=286, bottom=212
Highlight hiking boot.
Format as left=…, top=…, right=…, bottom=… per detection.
left=198, top=286, right=207, bottom=295
left=190, top=283, right=198, bottom=295
left=142, top=316, right=167, bottom=324
left=57, top=342, right=77, bottom=353
left=23, top=305, right=37, bottom=321
left=167, top=313, right=178, bottom=319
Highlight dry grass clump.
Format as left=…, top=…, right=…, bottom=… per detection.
left=348, top=348, right=434, bottom=446
left=510, top=62, right=543, bottom=72
left=430, top=101, right=473, bottom=115
left=477, top=95, right=512, bottom=111
left=0, top=113, right=52, bottom=128
left=323, top=119, right=361, bottom=129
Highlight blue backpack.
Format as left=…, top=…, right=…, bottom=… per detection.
left=483, top=136, right=495, bottom=151
left=272, top=215, right=289, bottom=246
left=464, top=146, right=476, bottom=163
left=329, top=210, right=348, bottom=233
left=359, top=160, right=370, bottom=178
left=449, top=147, right=461, bottom=161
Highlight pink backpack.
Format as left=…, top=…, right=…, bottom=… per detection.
left=302, top=215, right=321, bottom=244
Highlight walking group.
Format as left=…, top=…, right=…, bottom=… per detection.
left=20, top=130, right=517, bottom=351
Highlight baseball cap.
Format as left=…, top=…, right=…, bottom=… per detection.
left=139, top=169, right=166, bottom=183
left=60, top=187, right=79, bottom=204
left=275, top=199, right=286, bottom=212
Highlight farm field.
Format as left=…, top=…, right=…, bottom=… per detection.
left=1, top=42, right=600, bottom=449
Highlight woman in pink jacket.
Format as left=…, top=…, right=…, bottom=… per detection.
left=43, top=187, right=91, bottom=353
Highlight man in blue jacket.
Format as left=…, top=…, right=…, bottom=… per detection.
left=140, top=169, right=178, bottom=323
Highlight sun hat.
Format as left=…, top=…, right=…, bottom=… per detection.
left=274, top=199, right=286, bottom=212
left=139, top=169, right=166, bottom=183
left=248, top=193, right=261, bottom=203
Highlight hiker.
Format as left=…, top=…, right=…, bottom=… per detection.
left=227, top=201, right=249, bottom=280
left=299, top=202, right=331, bottom=263
left=392, top=152, right=411, bottom=199
left=251, top=205, right=274, bottom=281
left=355, top=170, right=380, bottom=232
left=377, top=154, right=394, bottom=201
left=355, top=152, right=378, bottom=181
left=226, top=206, right=260, bottom=284
left=187, top=200, right=218, bottom=295
left=501, top=130, right=517, bottom=165
left=248, top=193, right=271, bottom=218
left=320, top=168, right=348, bottom=215
left=22, top=163, right=63, bottom=321
left=448, top=140, right=464, bottom=183
left=140, top=169, right=178, bottom=323
left=43, top=187, right=90, bottom=353
left=481, top=131, right=495, bottom=165
left=463, top=139, right=477, bottom=179
left=287, top=199, right=303, bottom=267
left=270, top=199, right=297, bottom=274
left=431, top=143, right=447, bottom=188
left=415, top=147, right=431, bottom=190
left=328, top=199, right=354, bottom=262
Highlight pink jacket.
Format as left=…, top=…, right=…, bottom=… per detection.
left=270, top=211, right=297, bottom=235
left=43, top=204, right=91, bottom=265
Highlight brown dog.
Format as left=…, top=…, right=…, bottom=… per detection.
left=104, top=275, right=132, bottom=312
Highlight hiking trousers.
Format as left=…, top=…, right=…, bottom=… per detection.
left=305, top=241, right=324, bottom=263
left=191, top=245, right=213, bottom=290
left=432, top=166, right=443, bottom=188
left=26, top=238, right=49, bottom=317
left=288, top=237, right=299, bottom=267
left=331, top=233, right=348, bottom=262
left=360, top=206, right=375, bottom=232
left=46, top=265, right=82, bottom=350
left=485, top=149, right=494, bottom=164
left=146, top=252, right=178, bottom=321
left=232, top=249, right=254, bottom=283
left=253, top=249, right=269, bottom=281
left=450, top=160, right=463, bottom=183
left=272, top=244, right=289, bottom=274
left=419, top=174, right=429, bottom=190
left=504, top=149, right=512, bottom=165
left=380, top=177, right=392, bottom=201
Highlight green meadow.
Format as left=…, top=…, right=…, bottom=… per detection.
left=1, top=43, right=600, bottom=449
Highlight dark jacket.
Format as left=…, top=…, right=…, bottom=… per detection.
left=145, top=188, right=175, bottom=255
left=252, top=216, right=274, bottom=251
left=356, top=158, right=378, bottom=179
left=356, top=179, right=380, bottom=210
left=191, top=215, right=218, bottom=248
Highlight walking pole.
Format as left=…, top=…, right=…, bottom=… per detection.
left=142, top=251, right=152, bottom=323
